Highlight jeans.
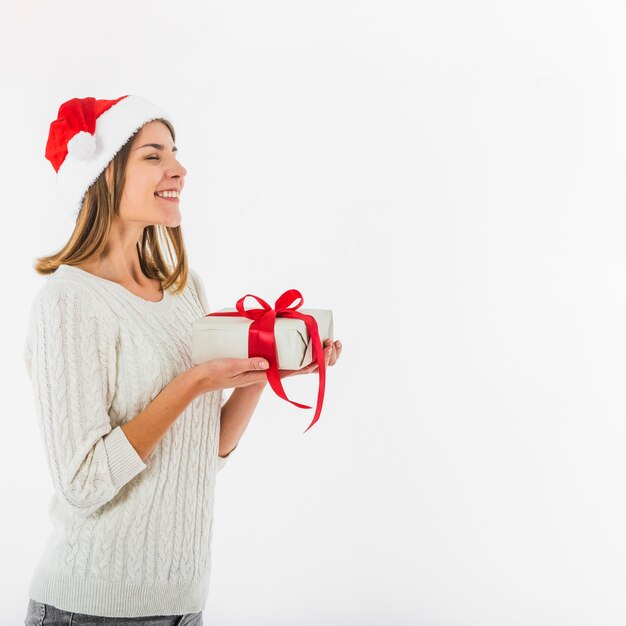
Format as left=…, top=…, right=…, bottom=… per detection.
left=24, top=599, right=204, bottom=626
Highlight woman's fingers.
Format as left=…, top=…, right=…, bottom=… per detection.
left=323, top=337, right=342, bottom=366
left=279, top=338, right=342, bottom=378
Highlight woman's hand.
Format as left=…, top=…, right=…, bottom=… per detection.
left=188, top=356, right=272, bottom=395
left=279, top=338, right=342, bottom=379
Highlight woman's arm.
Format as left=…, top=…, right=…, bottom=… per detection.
left=218, top=381, right=268, bottom=457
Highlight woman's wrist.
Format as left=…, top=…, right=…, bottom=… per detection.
left=182, top=365, right=212, bottom=399
left=240, top=379, right=268, bottom=391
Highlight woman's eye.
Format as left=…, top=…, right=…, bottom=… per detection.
left=146, top=154, right=180, bottom=162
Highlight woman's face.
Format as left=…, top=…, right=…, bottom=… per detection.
left=117, top=120, right=187, bottom=228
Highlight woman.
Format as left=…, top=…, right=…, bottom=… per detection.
left=23, top=94, right=342, bottom=625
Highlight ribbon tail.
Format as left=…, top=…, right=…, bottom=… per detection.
left=300, top=314, right=326, bottom=433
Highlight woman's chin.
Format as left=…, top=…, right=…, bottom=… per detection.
left=156, top=209, right=182, bottom=228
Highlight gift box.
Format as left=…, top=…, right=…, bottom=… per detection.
left=190, top=289, right=332, bottom=433
left=192, top=308, right=333, bottom=369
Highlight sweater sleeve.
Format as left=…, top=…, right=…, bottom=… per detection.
left=189, top=267, right=238, bottom=472
left=24, top=282, right=147, bottom=516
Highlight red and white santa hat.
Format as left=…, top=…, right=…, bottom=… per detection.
left=45, top=94, right=174, bottom=222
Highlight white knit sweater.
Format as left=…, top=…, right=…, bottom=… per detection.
left=23, top=264, right=236, bottom=618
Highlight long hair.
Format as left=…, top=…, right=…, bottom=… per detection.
left=33, top=118, right=188, bottom=295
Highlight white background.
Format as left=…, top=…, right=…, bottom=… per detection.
left=2, top=1, right=626, bottom=624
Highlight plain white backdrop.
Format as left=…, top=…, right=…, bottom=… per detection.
left=2, top=0, right=626, bottom=624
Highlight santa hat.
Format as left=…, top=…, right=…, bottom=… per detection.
left=45, top=94, right=174, bottom=222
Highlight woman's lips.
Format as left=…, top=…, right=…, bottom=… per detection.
left=155, top=194, right=179, bottom=202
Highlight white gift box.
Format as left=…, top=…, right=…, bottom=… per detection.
left=191, top=308, right=334, bottom=370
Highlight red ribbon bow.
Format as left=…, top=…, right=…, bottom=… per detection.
left=206, top=289, right=326, bottom=433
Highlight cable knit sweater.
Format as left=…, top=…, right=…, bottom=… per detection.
left=23, top=263, right=236, bottom=618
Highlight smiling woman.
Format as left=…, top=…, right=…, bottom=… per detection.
left=23, top=95, right=225, bottom=625
left=24, top=94, right=341, bottom=624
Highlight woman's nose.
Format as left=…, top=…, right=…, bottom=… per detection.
left=169, top=161, right=187, bottom=179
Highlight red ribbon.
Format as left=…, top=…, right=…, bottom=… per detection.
left=206, top=289, right=326, bottom=433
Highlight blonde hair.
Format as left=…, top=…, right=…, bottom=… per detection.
left=33, top=118, right=188, bottom=295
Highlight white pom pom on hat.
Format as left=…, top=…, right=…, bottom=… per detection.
left=66, top=130, right=97, bottom=160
